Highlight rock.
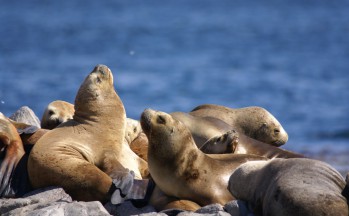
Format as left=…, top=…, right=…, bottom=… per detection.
left=0, top=187, right=71, bottom=214
left=9, top=106, right=41, bottom=128
left=224, top=200, right=254, bottom=216
left=195, top=203, right=224, bottom=214
left=0, top=187, right=110, bottom=216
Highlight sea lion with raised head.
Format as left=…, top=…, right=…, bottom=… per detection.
left=41, top=100, right=75, bottom=129
left=190, top=104, right=288, bottom=146
left=229, top=158, right=349, bottom=216
left=28, top=65, right=149, bottom=203
left=141, top=109, right=267, bottom=209
left=171, top=112, right=303, bottom=159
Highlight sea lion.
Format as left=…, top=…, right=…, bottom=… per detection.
left=41, top=100, right=75, bottom=129
left=0, top=112, right=25, bottom=197
left=190, top=104, right=288, bottom=146
left=229, top=158, right=349, bottom=216
left=28, top=65, right=148, bottom=203
left=171, top=112, right=303, bottom=159
left=124, top=118, right=143, bottom=145
left=42, top=99, right=142, bottom=145
left=141, top=109, right=267, bottom=208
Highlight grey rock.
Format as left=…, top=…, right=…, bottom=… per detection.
left=224, top=200, right=254, bottom=216
left=177, top=211, right=230, bottom=216
left=195, top=203, right=223, bottom=214
left=139, top=212, right=167, bottom=216
left=0, top=187, right=71, bottom=214
left=5, top=200, right=110, bottom=216
left=104, top=200, right=156, bottom=216
left=9, top=106, right=41, bottom=128
left=1, top=187, right=110, bottom=216
left=177, top=212, right=202, bottom=216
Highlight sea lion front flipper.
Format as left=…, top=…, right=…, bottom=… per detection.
left=149, top=186, right=201, bottom=211
left=200, top=130, right=239, bottom=154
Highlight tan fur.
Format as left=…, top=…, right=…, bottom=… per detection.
left=28, top=65, right=145, bottom=203
left=141, top=109, right=267, bottom=209
left=190, top=104, right=288, bottom=146
left=171, top=112, right=303, bottom=159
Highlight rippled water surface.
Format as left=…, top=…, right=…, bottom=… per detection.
left=0, top=0, right=348, bottom=173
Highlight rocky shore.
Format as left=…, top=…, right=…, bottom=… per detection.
left=0, top=187, right=252, bottom=216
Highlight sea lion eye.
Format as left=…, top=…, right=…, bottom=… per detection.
left=48, top=110, right=54, bottom=116
left=157, top=115, right=166, bottom=124
left=262, top=123, right=268, bottom=127
left=97, top=77, right=102, bottom=83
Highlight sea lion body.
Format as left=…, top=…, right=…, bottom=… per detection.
left=229, top=158, right=348, bottom=216
left=171, top=112, right=303, bottom=159
left=190, top=104, right=288, bottom=146
left=41, top=100, right=75, bottom=129
left=28, top=65, right=144, bottom=202
left=141, top=109, right=267, bottom=207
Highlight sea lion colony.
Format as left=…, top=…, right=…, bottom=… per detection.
left=0, top=65, right=348, bottom=215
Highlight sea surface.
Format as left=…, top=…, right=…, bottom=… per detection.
left=0, top=0, right=348, bottom=174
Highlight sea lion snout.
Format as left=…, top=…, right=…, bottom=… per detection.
left=92, top=64, right=109, bottom=75
left=272, top=126, right=288, bottom=146
left=89, top=64, right=113, bottom=85
left=140, top=109, right=154, bottom=134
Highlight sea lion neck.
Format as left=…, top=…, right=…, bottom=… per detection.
left=73, top=90, right=125, bottom=125
left=73, top=70, right=125, bottom=126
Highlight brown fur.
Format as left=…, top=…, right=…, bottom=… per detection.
left=171, top=112, right=303, bottom=159
left=28, top=65, right=146, bottom=203
left=0, top=113, right=25, bottom=197
left=141, top=109, right=267, bottom=210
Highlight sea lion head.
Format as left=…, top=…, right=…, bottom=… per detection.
left=141, top=109, right=194, bottom=157
left=125, top=118, right=142, bottom=145
left=74, top=64, right=118, bottom=119
left=41, top=100, right=75, bottom=129
left=244, top=108, right=288, bottom=146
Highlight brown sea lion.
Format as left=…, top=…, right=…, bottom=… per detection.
left=42, top=99, right=142, bottom=146
left=190, top=104, right=288, bottom=146
left=229, top=158, right=349, bottom=216
left=28, top=65, right=148, bottom=203
left=41, top=100, right=75, bottom=129
left=141, top=109, right=267, bottom=209
left=0, top=112, right=25, bottom=197
left=171, top=112, right=303, bottom=159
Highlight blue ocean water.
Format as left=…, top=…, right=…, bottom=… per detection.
left=0, top=1, right=348, bottom=172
